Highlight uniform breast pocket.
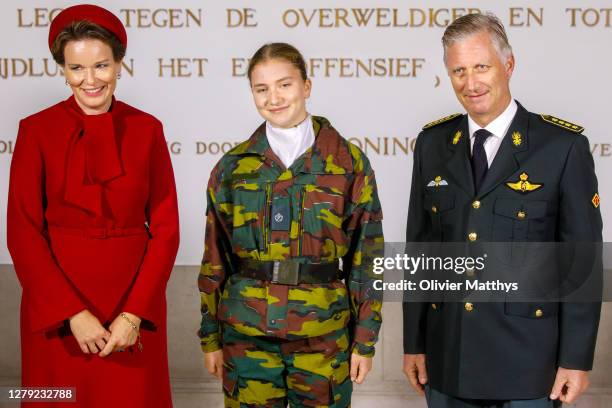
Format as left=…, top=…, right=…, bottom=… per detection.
left=227, top=179, right=271, bottom=253
left=423, top=193, right=455, bottom=241
left=299, top=175, right=348, bottom=258
left=504, top=302, right=558, bottom=319
left=492, top=198, right=550, bottom=242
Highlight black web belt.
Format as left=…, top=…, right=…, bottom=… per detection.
left=237, top=259, right=341, bottom=285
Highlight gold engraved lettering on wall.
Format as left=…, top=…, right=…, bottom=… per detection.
left=0, top=140, right=15, bottom=155
left=0, top=58, right=59, bottom=78
left=158, top=58, right=208, bottom=77
left=566, top=8, right=612, bottom=27
left=0, top=58, right=134, bottom=79
left=120, top=9, right=202, bottom=28
left=282, top=8, right=481, bottom=28
left=592, top=143, right=612, bottom=157
left=196, top=142, right=240, bottom=155
left=509, top=8, right=543, bottom=27
left=231, top=58, right=425, bottom=78
left=17, top=8, right=203, bottom=28
left=308, top=58, right=425, bottom=78
left=348, top=137, right=416, bottom=156
left=17, top=8, right=62, bottom=27
left=227, top=9, right=257, bottom=27
left=232, top=58, right=250, bottom=77
left=167, top=142, right=182, bottom=155
left=121, top=60, right=135, bottom=77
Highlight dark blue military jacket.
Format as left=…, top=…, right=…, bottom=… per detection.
left=403, top=101, right=603, bottom=400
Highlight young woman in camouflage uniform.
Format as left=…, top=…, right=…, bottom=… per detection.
left=198, top=43, right=383, bottom=407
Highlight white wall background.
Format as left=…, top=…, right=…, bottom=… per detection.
left=1, top=1, right=610, bottom=265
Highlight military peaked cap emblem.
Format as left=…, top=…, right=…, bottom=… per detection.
left=427, top=176, right=449, bottom=187
left=506, top=172, right=543, bottom=193
left=512, top=131, right=522, bottom=146
left=540, top=115, right=584, bottom=133
left=592, top=193, right=600, bottom=208
left=422, top=113, right=462, bottom=130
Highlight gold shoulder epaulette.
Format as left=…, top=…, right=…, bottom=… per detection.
left=422, top=113, right=462, bottom=130
left=540, top=115, right=584, bottom=133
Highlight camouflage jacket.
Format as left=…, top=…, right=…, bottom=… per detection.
left=198, top=116, right=383, bottom=356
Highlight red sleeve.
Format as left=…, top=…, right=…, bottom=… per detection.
left=122, top=121, right=179, bottom=324
left=7, top=118, right=85, bottom=333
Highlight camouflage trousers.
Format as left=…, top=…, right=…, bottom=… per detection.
left=221, top=324, right=352, bottom=407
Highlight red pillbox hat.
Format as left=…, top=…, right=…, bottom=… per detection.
left=48, top=4, right=127, bottom=50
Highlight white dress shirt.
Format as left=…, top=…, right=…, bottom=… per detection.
left=468, top=99, right=518, bottom=168
left=266, top=115, right=315, bottom=169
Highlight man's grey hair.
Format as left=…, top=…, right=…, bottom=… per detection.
left=442, top=12, right=513, bottom=65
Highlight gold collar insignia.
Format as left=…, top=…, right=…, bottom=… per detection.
left=452, top=131, right=462, bottom=145
left=512, top=131, right=522, bottom=147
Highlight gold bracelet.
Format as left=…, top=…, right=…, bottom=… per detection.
left=120, top=312, right=138, bottom=330
left=120, top=312, right=144, bottom=352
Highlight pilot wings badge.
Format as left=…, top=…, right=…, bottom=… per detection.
left=427, top=176, right=449, bottom=187
left=506, top=172, right=542, bottom=194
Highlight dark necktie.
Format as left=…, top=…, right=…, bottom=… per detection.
left=472, top=129, right=491, bottom=193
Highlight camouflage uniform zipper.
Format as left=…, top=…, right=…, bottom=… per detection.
left=263, top=183, right=272, bottom=254
left=297, top=187, right=306, bottom=256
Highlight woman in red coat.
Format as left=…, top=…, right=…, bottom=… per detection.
left=7, top=5, right=179, bottom=407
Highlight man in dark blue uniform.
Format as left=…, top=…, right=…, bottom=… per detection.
left=402, top=12, right=602, bottom=407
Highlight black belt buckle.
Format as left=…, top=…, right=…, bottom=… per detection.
left=272, top=260, right=300, bottom=285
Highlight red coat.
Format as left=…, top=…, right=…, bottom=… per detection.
left=7, top=96, right=179, bottom=407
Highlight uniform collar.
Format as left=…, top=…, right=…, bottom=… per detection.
left=443, top=101, right=529, bottom=198
left=230, top=116, right=353, bottom=174
left=265, top=114, right=313, bottom=143
left=474, top=101, right=530, bottom=198
left=265, top=115, right=315, bottom=169
left=468, top=99, right=518, bottom=140
left=235, top=116, right=323, bottom=158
